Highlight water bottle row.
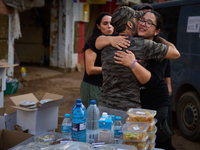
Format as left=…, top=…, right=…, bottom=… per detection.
left=61, top=99, right=123, bottom=144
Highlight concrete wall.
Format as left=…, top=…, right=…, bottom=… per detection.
left=50, top=0, right=77, bottom=72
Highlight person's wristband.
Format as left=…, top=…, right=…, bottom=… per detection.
left=129, top=59, right=137, bottom=69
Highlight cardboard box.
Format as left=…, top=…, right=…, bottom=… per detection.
left=0, top=129, right=33, bottom=150
left=0, top=107, right=16, bottom=130
left=10, top=93, right=64, bottom=135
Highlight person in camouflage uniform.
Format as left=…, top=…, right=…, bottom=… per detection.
left=94, top=6, right=180, bottom=121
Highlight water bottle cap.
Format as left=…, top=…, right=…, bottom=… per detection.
left=76, top=99, right=82, bottom=103
left=90, top=100, right=96, bottom=104
left=64, top=114, right=70, bottom=117
left=102, top=112, right=108, bottom=117
left=76, top=103, right=81, bottom=107
left=116, top=116, right=121, bottom=120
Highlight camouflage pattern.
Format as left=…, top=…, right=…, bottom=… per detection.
left=99, top=36, right=168, bottom=111
left=111, top=6, right=144, bottom=31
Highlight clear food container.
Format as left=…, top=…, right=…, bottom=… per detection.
left=41, top=142, right=93, bottom=150
left=13, top=142, right=46, bottom=150
left=107, top=144, right=137, bottom=150
left=123, top=140, right=150, bottom=150
left=34, top=132, right=62, bottom=145
left=95, top=145, right=116, bottom=150
left=127, top=108, right=156, bottom=123
left=122, top=122, right=149, bottom=141
left=148, top=135, right=156, bottom=150
left=147, top=118, right=157, bottom=132
left=148, top=143, right=156, bottom=150
left=148, top=125, right=157, bottom=140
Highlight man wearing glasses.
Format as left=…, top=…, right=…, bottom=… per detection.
left=93, top=6, right=180, bottom=123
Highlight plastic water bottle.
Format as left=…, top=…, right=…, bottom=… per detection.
left=71, top=103, right=86, bottom=142
left=62, top=114, right=72, bottom=140
left=86, top=100, right=100, bottom=143
left=114, top=116, right=123, bottom=144
left=72, top=99, right=86, bottom=112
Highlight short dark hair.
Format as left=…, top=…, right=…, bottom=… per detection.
left=146, top=10, right=163, bottom=30
left=111, top=6, right=143, bottom=33
left=136, top=3, right=153, bottom=11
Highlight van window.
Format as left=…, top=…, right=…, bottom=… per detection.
left=177, top=4, right=200, bottom=54
left=156, top=6, right=180, bottom=45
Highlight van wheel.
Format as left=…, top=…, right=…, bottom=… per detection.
left=177, top=91, right=200, bottom=141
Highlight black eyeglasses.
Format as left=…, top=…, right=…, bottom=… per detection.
left=138, top=18, right=156, bottom=28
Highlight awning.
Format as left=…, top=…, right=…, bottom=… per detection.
left=3, top=0, right=45, bottom=11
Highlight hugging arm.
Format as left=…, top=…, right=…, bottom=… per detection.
left=156, top=36, right=180, bottom=59
left=114, top=50, right=151, bottom=84
left=114, top=50, right=166, bottom=86
left=95, top=35, right=130, bottom=50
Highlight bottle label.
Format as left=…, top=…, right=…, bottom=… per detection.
left=62, top=125, right=72, bottom=133
left=114, top=126, right=122, bottom=136
left=72, top=122, right=86, bottom=131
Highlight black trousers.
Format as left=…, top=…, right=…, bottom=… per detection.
left=155, top=106, right=176, bottom=150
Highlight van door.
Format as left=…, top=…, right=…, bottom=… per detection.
left=155, top=1, right=200, bottom=141
left=175, top=3, right=200, bottom=141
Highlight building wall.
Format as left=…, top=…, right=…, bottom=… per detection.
left=0, top=0, right=10, bottom=62
left=49, top=0, right=136, bottom=72
left=15, top=9, right=43, bottom=64
left=50, top=0, right=59, bottom=68
left=0, top=0, right=11, bottom=15
left=50, top=0, right=75, bottom=72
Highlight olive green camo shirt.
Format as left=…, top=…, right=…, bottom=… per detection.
left=99, top=36, right=168, bottom=111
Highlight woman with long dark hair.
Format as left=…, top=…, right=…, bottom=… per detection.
left=80, top=12, right=114, bottom=108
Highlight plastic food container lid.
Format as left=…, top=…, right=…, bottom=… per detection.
left=122, top=122, right=149, bottom=133
left=13, top=142, right=46, bottom=150
left=13, top=145, right=40, bottom=150
left=41, top=142, right=93, bottom=150
left=40, top=99, right=52, bottom=104
left=107, top=144, right=137, bottom=150
left=95, top=145, right=116, bottom=150
left=127, top=108, right=157, bottom=117
left=122, top=122, right=149, bottom=141
left=19, top=100, right=37, bottom=107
